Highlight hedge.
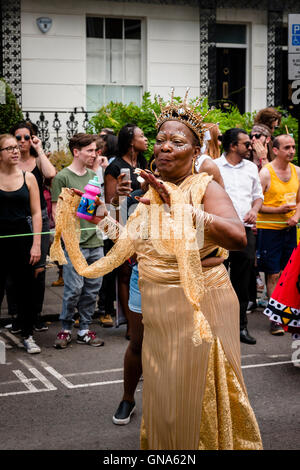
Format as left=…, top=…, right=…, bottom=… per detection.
left=88, top=92, right=298, bottom=162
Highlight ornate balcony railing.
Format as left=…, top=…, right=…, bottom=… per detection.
left=23, top=109, right=95, bottom=152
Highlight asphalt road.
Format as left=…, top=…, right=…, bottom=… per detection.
left=0, top=312, right=299, bottom=452
left=0, top=268, right=299, bottom=452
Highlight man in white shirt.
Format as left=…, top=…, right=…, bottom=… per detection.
left=215, top=128, right=263, bottom=345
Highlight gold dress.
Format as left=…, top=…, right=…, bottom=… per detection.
left=50, top=173, right=262, bottom=450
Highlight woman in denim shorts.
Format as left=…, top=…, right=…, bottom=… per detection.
left=112, top=192, right=143, bottom=425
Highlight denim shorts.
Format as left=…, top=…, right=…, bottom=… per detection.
left=256, top=227, right=297, bottom=274
left=128, top=263, right=142, bottom=314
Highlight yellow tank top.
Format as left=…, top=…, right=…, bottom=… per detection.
left=257, top=162, right=298, bottom=230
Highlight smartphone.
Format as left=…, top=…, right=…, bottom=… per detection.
left=120, top=168, right=131, bottom=182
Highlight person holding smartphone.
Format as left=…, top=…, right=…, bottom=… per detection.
left=104, top=124, right=148, bottom=339
left=104, top=124, right=148, bottom=207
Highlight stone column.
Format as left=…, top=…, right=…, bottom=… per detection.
left=199, top=6, right=217, bottom=102
left=1, top=0, right=22, bottom=106
left=267, top=9, right=283, bottom=107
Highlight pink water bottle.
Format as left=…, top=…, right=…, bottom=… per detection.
left=76, top=175, right=101, bottom=221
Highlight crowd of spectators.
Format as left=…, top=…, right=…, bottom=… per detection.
left=1, top=105, right=299, bottom=423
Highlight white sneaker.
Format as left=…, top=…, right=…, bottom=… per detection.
left=256, top=276, right=264, bottom=291
left=23, top=336, right=41, bottom=354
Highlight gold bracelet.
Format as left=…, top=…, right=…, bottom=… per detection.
left=110, top=198, right=120, bottom=209
left=192, top=208, right=214, bottom=228
left=203, top=211, right=215, bottom=227
left=97, top=216, right=121, bottom=240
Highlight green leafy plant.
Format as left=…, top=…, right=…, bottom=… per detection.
left=88, top=92, right=161, bottom=159
left=0, top=78, right=23, bottom=134
left=276, top=107, right=298, bottom=151
left=88, top=93, right=298, bottom=161
left=49, top=148, right=73, bottom=172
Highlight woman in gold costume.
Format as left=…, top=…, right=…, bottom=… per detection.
left=51, top=91, right=262, bottom=450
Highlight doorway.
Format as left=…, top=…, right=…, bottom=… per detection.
left=216, top=47, right=246, bottom=113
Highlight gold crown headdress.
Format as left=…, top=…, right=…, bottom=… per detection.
left=153, top=88, right=211, bottom=147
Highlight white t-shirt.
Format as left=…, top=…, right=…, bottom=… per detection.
left=195, top=154, right=212, bottom=173
left=214, top=154, right=263, bottom=226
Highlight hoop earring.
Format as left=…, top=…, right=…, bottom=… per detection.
left=192, top=158, right=196, bottom=175
left=150, top=159, right=155, bottom=173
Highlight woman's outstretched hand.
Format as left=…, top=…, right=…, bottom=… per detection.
left=71, top=188, right=108, bottom=225
left=134, top=170, right=171, bottom=207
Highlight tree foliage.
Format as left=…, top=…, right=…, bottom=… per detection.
left=89, top=92, right=299, bottom=161
left=0, top=78, right=23, bottom=134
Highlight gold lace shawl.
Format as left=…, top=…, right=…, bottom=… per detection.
left=50, top=174, right=223, bottom=345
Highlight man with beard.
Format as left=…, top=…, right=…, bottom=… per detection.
left=215, top=128, right=263, bottom=344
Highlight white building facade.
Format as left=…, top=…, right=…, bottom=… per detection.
left=2, top=0, right=300, bottom=149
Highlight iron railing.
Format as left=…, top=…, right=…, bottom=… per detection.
left=23, top=109, right=95, bottom=151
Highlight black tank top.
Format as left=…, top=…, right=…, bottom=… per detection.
left=104, top=155, right=148, bottom=192
left=0, top=172, right=31, bottom=235
left=32, top=164, right=47, bottom=210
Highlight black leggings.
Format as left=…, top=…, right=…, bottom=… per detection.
left=0, top=230, right=36, bottom=337
left=225, top=228, right=256, bottom=330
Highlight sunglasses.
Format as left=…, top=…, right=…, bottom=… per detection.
left=217, top=135, right=223, bottom=142
left=241, top=141, right=251, bottom=149
left=250, top=133, right=262, bottom=139
left=15, top=134, right=31, bottom=141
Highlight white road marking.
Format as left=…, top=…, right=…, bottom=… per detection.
left=42, top=365, right=74, bottom=389
left=241, top=354, right=290, bottom=359
left=0, top=359, right=57, bottom=397
left=65, top=379, right=124, bottom=389
left=44, top=364, right=123, bottom=388
left=0, top=368, right=55, bottom=397
left=0, top=357, right=299, bottom=398
left=28, top=367, right=57, bottom=391
left=65, top=367, right=123, bottom=377
left=242, top=359, right=300, bottom=369
left=12, top=370, right=39, bottom=392
left=267, top=354, right=290, bottom=358
left=0, top=389, right=54, bottom=397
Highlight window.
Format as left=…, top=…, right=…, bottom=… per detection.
left=215, top=24, right=246, bottom=45
left=86, top=17, right=143, bottom=110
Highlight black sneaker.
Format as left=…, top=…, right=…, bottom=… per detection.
left=112, top=400, right=136, bottom=425
left=270, top=321, right=285, bottom=336
left=34, top=319, right=49, bottom=332
left=11, top=320, right=21, bottom=334
left=246, top=301, right=258, bottom=314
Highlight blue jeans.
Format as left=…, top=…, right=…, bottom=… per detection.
left=128, top=263, right=142, bottom=314
left=60, top=246, right=103, bottom=331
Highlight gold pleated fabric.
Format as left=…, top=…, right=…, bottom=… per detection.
left=51, top=177, right=262, bottom=450
left=139, top=264, right=262, bottom=450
